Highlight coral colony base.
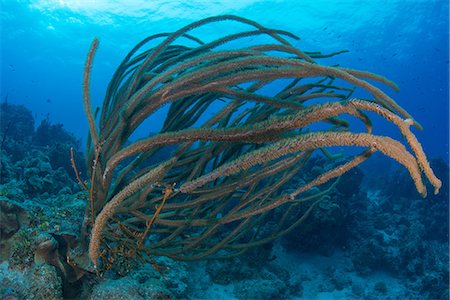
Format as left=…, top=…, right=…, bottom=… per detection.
left=0, top=16, right=447, bottom=299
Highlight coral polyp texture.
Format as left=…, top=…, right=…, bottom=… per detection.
left=70, top=15, right=440, bottom=273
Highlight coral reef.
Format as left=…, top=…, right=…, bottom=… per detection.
left=0, top=102, right=85, bottom=186
left=277, top=157, right=449, bottom=299
left=0, top=15, right=447, bottom=300
left=0, top=101, right=34, bottom=141
left=204, top=255, right=298, bottom=299
left=345, top=161, right=449, bottom=299
left=0, top=102, right=89, bottom=298
left=33, top=117, right=84, bottom=177
left=0, top=261, right=62, bottom=300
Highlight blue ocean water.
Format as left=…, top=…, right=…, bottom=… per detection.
left=0, top=1, right=449, bottom=299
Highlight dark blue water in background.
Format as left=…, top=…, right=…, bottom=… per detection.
left=1, top=0, right=448, bottom=165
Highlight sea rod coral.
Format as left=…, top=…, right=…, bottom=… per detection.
left=66, top=15, right=441, bottom=274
